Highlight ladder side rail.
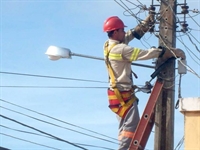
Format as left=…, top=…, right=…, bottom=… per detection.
left=129, top=79, right=164, bottom=150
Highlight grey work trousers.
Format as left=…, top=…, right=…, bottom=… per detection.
left=117, top=101, right=140, bottom=150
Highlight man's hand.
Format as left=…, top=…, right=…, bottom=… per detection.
left=157, top=47, right=186, bottom=60
left=170, top=48, right=186, bottom=60
left=133, top=14, right=155, bottom=39
left=140, top=14, right=155, bottom=32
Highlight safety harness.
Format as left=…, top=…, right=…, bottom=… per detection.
left=104, top=41, right=138, bottom=118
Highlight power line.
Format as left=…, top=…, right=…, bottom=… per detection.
left=0, top=99, right=118, bottom=142
left=114, top=0, right=141, bottom=22
left=0, top=106, right=118, bottom=144
left=176, top=33, right=200, bottom=66
left=188, top=31, right=200, bottom=45
left=74, top=143, right=115, bottom=150
left=0, top=86, right=107, bottom=89
left=188, top=27, right=200, bottom=31
left=0, top=71, right=108, bottom=83
left=0, top=114, right=88, bottom=150
left=186, top=33, right=200, bottom=53
left=143, top=1, right=200, bottom=77
left=0, top=133, right=62, bottom=150
left=0, top=85, right=145, bottom=89
left=0, top=124, right=53, bottom=138
left=0, top=125, right=116, bottom=150
left=169, top=5, right=200, bottom=65
left=177, top=35, right=200, bottom=62
left=154, top=7, right=200, bottom=79
left=174, top=136, right=184, bottom=150
left=187, top=12, right=200, bottom=28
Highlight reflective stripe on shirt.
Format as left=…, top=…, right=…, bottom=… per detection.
left=104, top=47, right=140, bottom=61
left=130, top=48, right=140, bottom=61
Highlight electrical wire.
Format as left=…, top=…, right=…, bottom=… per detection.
left=187, top=27, right=200, bottom=31
left=151, top=4, right=200, bottom=79
left=119, top=0, right=200, bottom=86
left=0, top=85, right=144, bottom=89
left=117, top=0, right=199, bottom=87
left=0, top=125, right=116, bottom=150
left=0, top=99, right=118, bottom=142
left=139, top=38, right=150, bottom=49
left=122, top=0, right=145, bottom=16
left=114, top=0, right=142, bottom=22
left=0, top=124, right=52, bottom=139
left=73, top=143, right=115, bottom=150
left=177, top=32, right=200, bottom=66
left=187, top=12, right=200, bottom=28
left=0, top=71, right=107, bottom=83
left=115, top=0, right=160, bottom=49
left=141, top=33, right=154, bottom=48
left=177, top=36, right=200, bottom=64
left=0, top=86, right=107, bottom=89
left=0, top=114, right=88, bottom=150
left=187, top=9, right=200, bottom=18
left=112, top=2, right=196, bottom=150
left=186, top=32, right=200, bottom=53
left=0, top=106, right=118, bottom=145
left=177, top=33, right=200, bottom=78
left=168, top=5, right=200, bottom=62
left=160, top=74, right=183, bottom=90
left=175, top=74, right=183, bottom=109
left=187, top=31, right=200, bottom=45
left=1, top=2, right=197, bottom=150
left=124, top=0, right=199, bottom=86
left=174, top=136, right=184, bottom=150
left=0, top=133, right=62, bottom=150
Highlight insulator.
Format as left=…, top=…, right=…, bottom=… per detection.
left=192, top=9, right=199, bottom=13
left=181, top=23, right=188, bottom=32
left=149, top=24, right=155, bottom=33
left=149, top=6, right=156, bottom=15
left=149, top=5, right=156, bottom=11
left=181, top=5, right=189, bottom=14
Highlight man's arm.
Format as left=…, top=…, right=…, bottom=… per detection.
left=137, top=47, right=186, bottom=60
left=123, top=14, right=154, bottom=44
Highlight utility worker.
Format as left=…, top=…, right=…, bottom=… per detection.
left=103, top=16, right=186, bottom=150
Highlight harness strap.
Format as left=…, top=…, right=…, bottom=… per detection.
left=108, top=89, right=136, bottom=117
left=104, top=41, right=137, bottom=118
left=104, top=41, right=125, bottom=106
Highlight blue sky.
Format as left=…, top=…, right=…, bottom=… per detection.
left=0, top=0, right=199, bottom=150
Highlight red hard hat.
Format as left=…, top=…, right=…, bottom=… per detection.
left=103, top=16, right=127, bottom=32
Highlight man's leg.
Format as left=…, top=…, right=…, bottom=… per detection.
left=117, top=101, right=140, bottom=150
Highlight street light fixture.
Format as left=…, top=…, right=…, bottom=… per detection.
left=45, top=46, right=72, bottom=60
left=45, top=45, right=155, bottom=69
left=45, top=45, right=104, bottom=61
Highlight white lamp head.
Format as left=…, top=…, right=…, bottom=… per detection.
left=45, top=46, right=72, bottom=60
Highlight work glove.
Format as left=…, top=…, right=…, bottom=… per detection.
left=170, top=48, right=186, bottom=60
left=140, top=14, right=155, bottom=32
left=133, top=14, right=155, bottom=39
left=158, top=46, right=186, bottom=60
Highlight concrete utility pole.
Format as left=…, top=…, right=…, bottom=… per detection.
left=154, top=0, right=177, bottom=150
